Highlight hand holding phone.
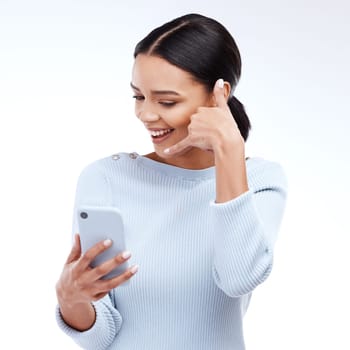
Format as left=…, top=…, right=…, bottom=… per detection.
left=77, top=206, right=129, bottom=280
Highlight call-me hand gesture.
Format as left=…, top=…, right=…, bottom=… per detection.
left=164, top=79, right=244, bottom=156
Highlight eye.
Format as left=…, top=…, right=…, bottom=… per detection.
left=132, top=95, right=144, bottom=101
left=159, top=101, right=176, bottom=107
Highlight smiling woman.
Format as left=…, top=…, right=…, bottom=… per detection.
left=131, top=54, right=220, bottom=168
left=55, top=13, right=288, bottom=350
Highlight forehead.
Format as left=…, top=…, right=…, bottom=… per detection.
left=131, top=54, right=203, bottom=92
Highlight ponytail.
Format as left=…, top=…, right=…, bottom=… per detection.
left=227, top=96, right=251, bottom=142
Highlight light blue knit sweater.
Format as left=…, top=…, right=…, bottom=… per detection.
left=56, top=151, right=288, bottom=350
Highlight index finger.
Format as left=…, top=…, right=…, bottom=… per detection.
left=65, top=233, right=82, bottom=264
left=78, top=238, right=113, bottom=271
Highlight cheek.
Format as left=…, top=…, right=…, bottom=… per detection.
left=135, top=105, right=140, bottom=118
left=134, top=103, right=143, bottom=119
left=167, top=106, right=193, bottom=127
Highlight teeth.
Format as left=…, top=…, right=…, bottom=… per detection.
left=149, top=128, right=173, bottom=137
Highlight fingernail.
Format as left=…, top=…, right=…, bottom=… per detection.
left=122, top=251, right=131, bottom=259
left=217, top=79, right=224, bottom=88
left=130, top=264, right=139, bottom=274
left=164, top=148, right=170, bottom=154
left=103, top=239, right=112, bottom=247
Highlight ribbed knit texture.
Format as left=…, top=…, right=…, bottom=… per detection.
left=56, top=152, right=288, bottom=350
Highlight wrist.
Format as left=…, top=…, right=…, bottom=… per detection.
left=56, top=282, right=81, bottom=309
left=213, top=137, right=244, bottom=160
left=213, top=136, right=248, bottom=203
left=58, top=299, right=96, bottom=331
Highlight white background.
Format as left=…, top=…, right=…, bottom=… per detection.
left=1, top=0, right=349, bottom=349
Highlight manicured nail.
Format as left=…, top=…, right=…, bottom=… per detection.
left=122, top=251, right=131, bottom=259
left=164, top=148, right=170, bottom=154
left=103, top=239, right=112, bottom=247
left=130, top=264, right=139, bottom=274
left=217, top=79, right=224, bottom=88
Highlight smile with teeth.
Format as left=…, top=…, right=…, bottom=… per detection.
left=149, top=128, right=174, bottom=137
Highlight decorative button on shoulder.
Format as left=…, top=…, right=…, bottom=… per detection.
left=129, top=152, right=138, bottom=159
left=111, top=154, right=120, bottom=160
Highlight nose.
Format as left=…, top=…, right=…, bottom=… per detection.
left=136, top=101, right=160, bottom=123
left=137, top=109, right=160, bottom=123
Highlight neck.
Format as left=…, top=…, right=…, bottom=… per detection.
left=144, top=149, right=215, bottom=170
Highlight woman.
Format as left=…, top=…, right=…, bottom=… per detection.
left=56, top=13, right=287, bottom=349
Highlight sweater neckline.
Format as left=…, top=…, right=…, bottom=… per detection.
left=130, top=152, right=216, bottom=180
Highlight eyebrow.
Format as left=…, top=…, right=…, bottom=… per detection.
left=130, top=82, right=181, bottom=96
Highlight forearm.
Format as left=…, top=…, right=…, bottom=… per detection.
left=58, top=299, right=96, bottom=331
left=210, top=159, right=288, bottom=297
left=214, top=139, right=248, bottom=203
left=210, top=190, right=273, bottom=296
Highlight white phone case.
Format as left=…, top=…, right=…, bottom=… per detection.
left=77, top=205, right=129, bottom=280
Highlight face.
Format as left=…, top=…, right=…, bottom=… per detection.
left=131, top=54, right=215, bottom=165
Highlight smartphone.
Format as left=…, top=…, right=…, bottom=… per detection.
left=77, top=205, right=129, bottom=280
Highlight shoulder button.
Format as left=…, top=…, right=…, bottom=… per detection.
left=129, top=152, right=138, bottom=159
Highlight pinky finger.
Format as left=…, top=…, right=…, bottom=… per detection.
left=118, top=264, right=139, bottom=283
left=92, top=291, right=109, bottom=301
left=99, top=265, right=139, bottom=292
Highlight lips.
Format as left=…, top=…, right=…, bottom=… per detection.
left=147, top=128, right=175, bottom=144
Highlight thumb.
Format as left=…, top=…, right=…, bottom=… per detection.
left=66, top=233, right=82, bottom=264
left=213, top=78, right=229, bottom=110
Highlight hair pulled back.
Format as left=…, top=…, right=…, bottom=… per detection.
left=134, top=13, right=251, bottom=141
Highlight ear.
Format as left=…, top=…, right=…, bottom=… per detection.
left=209, top=81, right=231, bottom=107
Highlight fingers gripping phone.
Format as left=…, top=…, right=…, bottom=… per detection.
left=77, top=206, right=129, bottom=280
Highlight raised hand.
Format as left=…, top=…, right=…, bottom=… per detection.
left=163, top=78, right=243, bottom=156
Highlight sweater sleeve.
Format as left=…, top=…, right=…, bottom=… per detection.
left=210, top=160, right=288, bottom=297
left=56, top=294, right=123, bottom=350
left=56, top=160, right=123, bottom=349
